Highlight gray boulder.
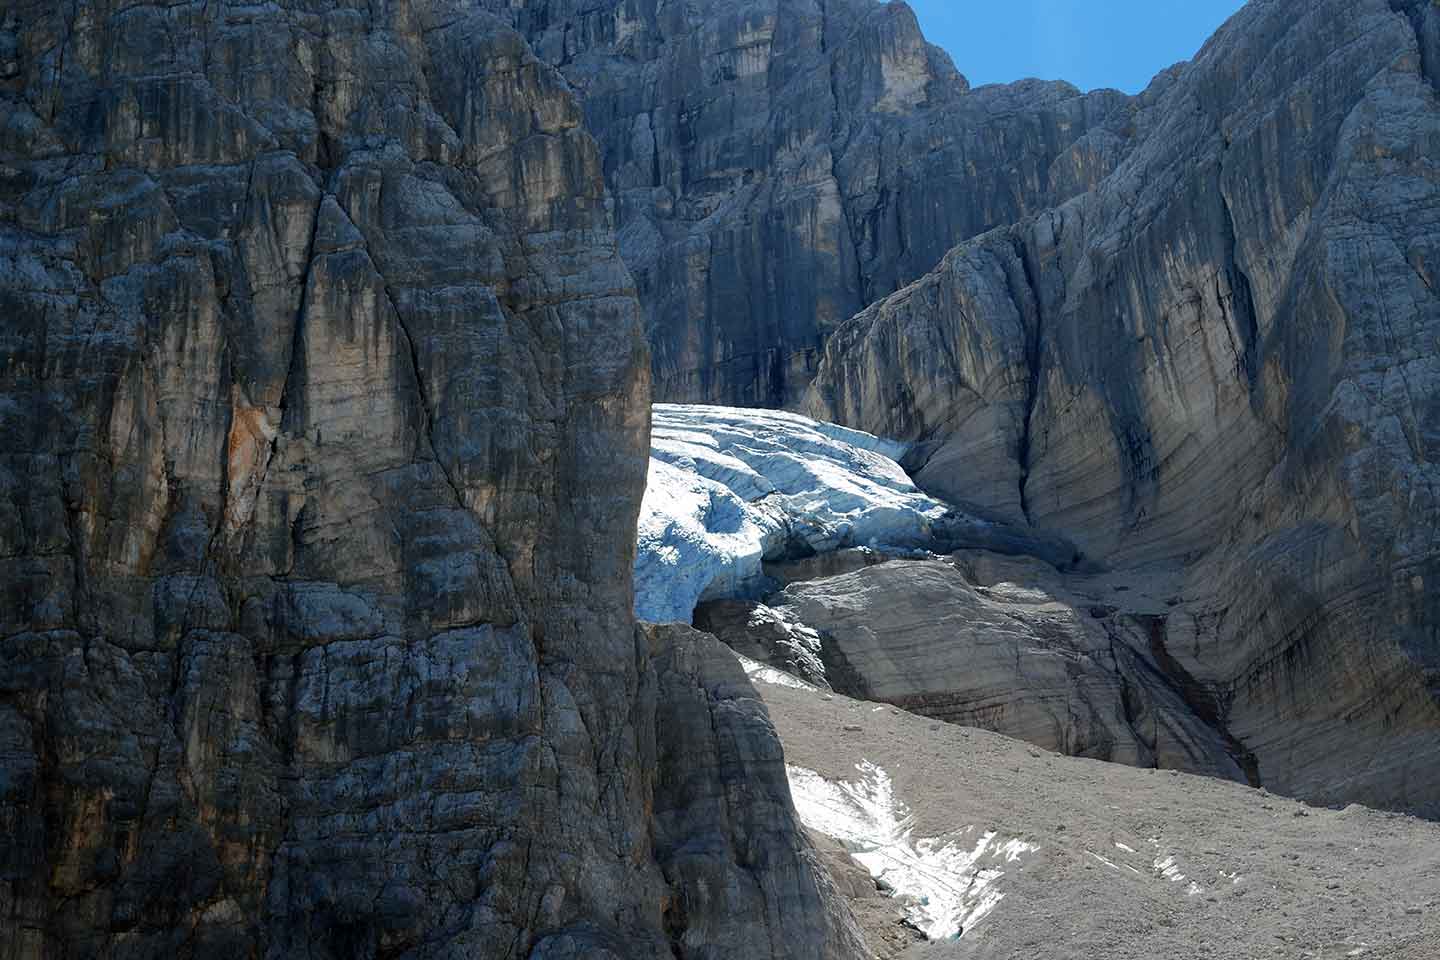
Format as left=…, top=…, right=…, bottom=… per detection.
left=703, top=555, right=1251, bottom=782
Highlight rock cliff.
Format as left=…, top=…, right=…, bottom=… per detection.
left=497, top=0, right=1138, bottom=406
left=806, top=0, right=1440, bottom=814
left=0, top=2, right=863, bottom=956
left=4, top=0, right=1440, bottom=954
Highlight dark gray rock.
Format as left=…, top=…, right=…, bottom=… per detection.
left=644, top=622, right=868, bottom=959
left=806, top=0, right=1440, bottom=814
left=0, top=3, right=864, bottom=957
left=496, top=0, right=1140, bottom=406
left=694, top=599, right=833, bottom=689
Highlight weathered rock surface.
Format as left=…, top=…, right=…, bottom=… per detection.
left=644, top=623, right=869, bottom=959
left=805, top=0, right=1440, bottom=815
left=494, top=0, right=1140, bottom=406
left=695, top=599, right=834, bottom=690
left=703, top=554, right=1254, bottom=784
left=0, top=3, right=863, bottom=957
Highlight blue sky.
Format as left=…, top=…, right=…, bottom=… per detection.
left=905, top=0, right=1248, bottom=94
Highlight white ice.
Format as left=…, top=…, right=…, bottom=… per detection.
left=634, top=404, right=949, bottom=622
left=736, top=653, right=821, bottom=692
left=1154, top=855, right=1186, bottom=883
left=786, top=760, right=1037, bottom=940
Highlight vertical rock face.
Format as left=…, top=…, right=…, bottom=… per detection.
left=494, top=0, right=1139, bottom=406
left=0, top=3, right=863, bottom=957
left=643, top=623, right=868, bottom=959
left=806, top=0, right=1440, bottom=813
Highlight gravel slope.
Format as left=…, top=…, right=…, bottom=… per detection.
left=749, top=667, right=1440, bottom=960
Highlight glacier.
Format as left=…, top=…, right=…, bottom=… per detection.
left=634, top=404, right=951, bottom=623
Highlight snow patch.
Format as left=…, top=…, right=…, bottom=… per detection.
left=786, top=760, right=1036, bottom=940
left=635, top=404, right=949, bottom=622
left=736, top=653, right=820, bottom=692
left=1154, top=855, right=1186, bottom=883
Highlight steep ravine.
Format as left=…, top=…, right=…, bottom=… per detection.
left=497, top=0, right=1141, bottom=406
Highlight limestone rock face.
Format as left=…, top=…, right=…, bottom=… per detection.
left=644, top=623, right=870, bottom=960
left=806, top=0, right=1440, bottom=813
left=0, top=3, right=863, bottom=957
left=496, top=0, right=1138, bottom=406
left=703, top=556, right=1252, bottom=783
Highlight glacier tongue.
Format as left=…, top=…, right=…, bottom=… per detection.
left=634, top=404, right=950, bottom=622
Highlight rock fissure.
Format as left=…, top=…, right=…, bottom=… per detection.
left=1216, top=171, right=1261, bottom=389
left=1138, top=614, right=1261, bottom=787
left=1390, top=0, right=1440, bottom=93
left=1012, top=237, right=1045, bottom=528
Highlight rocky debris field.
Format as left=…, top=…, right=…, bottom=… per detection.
left=744, top=663, right=1440, bottom=960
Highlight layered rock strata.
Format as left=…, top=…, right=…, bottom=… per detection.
left=805, top=0, right=1440, bottom=814
left=0, top=3, right=864, bottom=957
left=494, top=0, right=1140, bottom=405
left=701, top=553, right=1255, bottom=784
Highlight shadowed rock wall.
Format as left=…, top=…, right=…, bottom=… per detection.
left=491, top=0, right=1139, bottom=406
left=0, top=2, right=866, bottom=956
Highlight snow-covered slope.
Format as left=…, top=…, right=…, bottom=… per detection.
left=635, top=404, right=950, bottom=622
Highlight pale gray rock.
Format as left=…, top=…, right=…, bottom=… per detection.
left=709, top=556, right=1250, bottom=781
left=805, top=0, right=1440, bottom=815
